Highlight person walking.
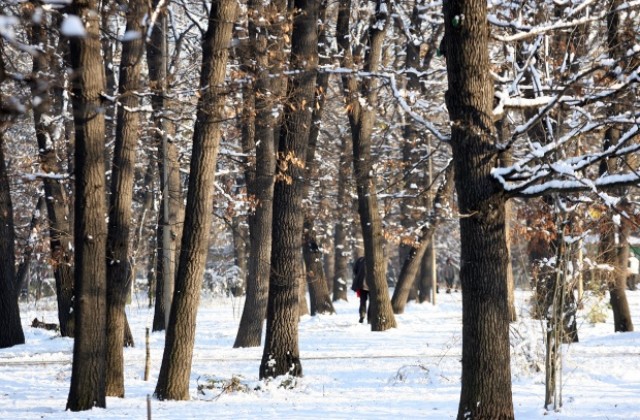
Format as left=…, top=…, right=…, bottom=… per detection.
left=351, top=256, right=369, bottom=323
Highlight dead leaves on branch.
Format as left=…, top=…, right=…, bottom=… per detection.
left=275, top=151, right=305, bottom=185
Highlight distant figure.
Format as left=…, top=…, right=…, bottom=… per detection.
left=443, top=257, right=456, bottom=293
left=351, top=256, right=370, bottom=323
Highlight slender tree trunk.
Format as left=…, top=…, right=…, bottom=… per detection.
left=15, top=196, right=46, bottom=296
left=332, top=133, right=351, bottom=302
left=105, top=0, right=147, bottom=397
left=338, top=0, right=396, bottom=331
left=26, top=12, right=75, bottom=337
left=0, top=124, right=25, bottom=349
left=392, top=164, right=453, bottom=314
left=154, top=0, right=236, bottom=400
left=259, top=0, right=319, bottom=379
left=301, top=0, right=334, bottom=316
left=65, top=0, right=109, bottom=409
left=146, top=1, right=184, bottom=332
left=442, top=0, right=514, bottom=417
left=600, top=0, right=634, bottom=333
left=233, top=0, right=285, bottom=348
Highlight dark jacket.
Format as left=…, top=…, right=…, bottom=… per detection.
left=351, top=256, right=368, bottom=292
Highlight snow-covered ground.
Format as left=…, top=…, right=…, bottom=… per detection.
left=1, top=289, right=639, bottom=419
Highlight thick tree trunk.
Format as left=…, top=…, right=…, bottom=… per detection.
left=233, top=0, right=285, bottom=348
left=65, top=0, right=109, bottom=410
left=0, top=128, right=25, bottom=349
left=338, top=0, right=396, bottom=331
left=26, top=13, right=75, bottom=337
left=442, top=0, right=514, bottom=418
left=154, top=0, right=236, bottom=400
left=392, top=164, right=453, bottom=314
left=105, top=0, right=147, bottom=397
left=259, top=0, right=319, bottom=379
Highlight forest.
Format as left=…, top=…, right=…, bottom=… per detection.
left=0, top=0, right=639, bottom=419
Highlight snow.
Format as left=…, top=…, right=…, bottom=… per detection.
left=2, top=290, right=640, bottom=419
left=60, top=15, right=86, bottom=37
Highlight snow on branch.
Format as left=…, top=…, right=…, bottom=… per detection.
left=492, top=120, right=640, bottom=197
left=489, top=1, right=640, bottom=42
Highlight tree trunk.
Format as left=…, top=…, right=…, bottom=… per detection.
left=0, top=125, right=25, bottom=349
left=302, top=3, right=335, bottom=316
left=600, top=0, right=634, bottom=333
left=259, top=0, right=319, bottom=379
left=233, top=0, right=285, bottom=348
left=442, top=0, right=514, bottom=418
left=332, top=133, right=351, bottom=302
left=338, top=0, right=396, bottom=331
left=105, top=0, right=147, bottom=397
left=303, top=225, right=335, bottom=315
left=15, top=196, right=46, bottom=296
left=154, top=0, right=236, bottom=400
left=146, top=0, right=185, bottom=332
left=392, top=164, right=453, bottom=314
left=26, top=12, right=75, bottom=337
left=65, top=0, right=109, bottom=410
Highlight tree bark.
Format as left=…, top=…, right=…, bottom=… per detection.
left=0, top=124, right=25, bottom=349
left=337, top=0, right=396, bottom=331
left=26, top=11, right=75, bottom=338
left=301, top=1, right=335, bottom=316
left=442, top=0, right=514, bottom=418
left=154, top=0, right=236, bottom=400
left=65, top=0, right=109, bottom=410
left=15, top=196, right=46, bottom=296
left=332, top=133, right=351, bottom=302
left=233, top=0, right=285, bottom=348
left=105, top=0, right=147, bottom=397
left=259, top=0, right=319, bottom=379
left=600, top=0, right=634, bottom=333
left=145, top=0, right=185, bottom=332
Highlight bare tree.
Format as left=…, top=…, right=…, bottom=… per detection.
left=259, top=0, right=319, bottom=379
left=64, top=0, right=109, bottom=410
left=442, top=0, right=514, bottom=417
left=336, top=0, right=397, bottom=332
left=25, top=7, right=75, bottom=337
left=0, top=67, right=25, bottom=346
left=233, top=0, right=286, bottom=348
left=105, top=0, right=148, bottom=397
left=154, top=0, right=237, bottom=400
left=301, top=0, right=334, bottom=316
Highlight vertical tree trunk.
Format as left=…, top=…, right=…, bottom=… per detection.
left=146, top=1, right=184, bottom=332
left=0, top=123, right=25, bottom=349
left=26, top=11, right=75, bottom=337
left=301, top=1, right=334, bottom=316
left=154, top=0, right=236, bottom=400
left=233, top=0, right=285, bottom=348
left=15, top=196, right=46, bottom=296
left=105, top=0, right=147, bottom=397
left=259, top=0, right=319, bottom=379
left=332, top=133, right=351, bottom=302
left=339, top=0, right=396, bottom=331
left=442, top=0, right=514, bottom=418
left=65, top=0, right=109, bottom=410
left=600, top=0, right=634, bottom=333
